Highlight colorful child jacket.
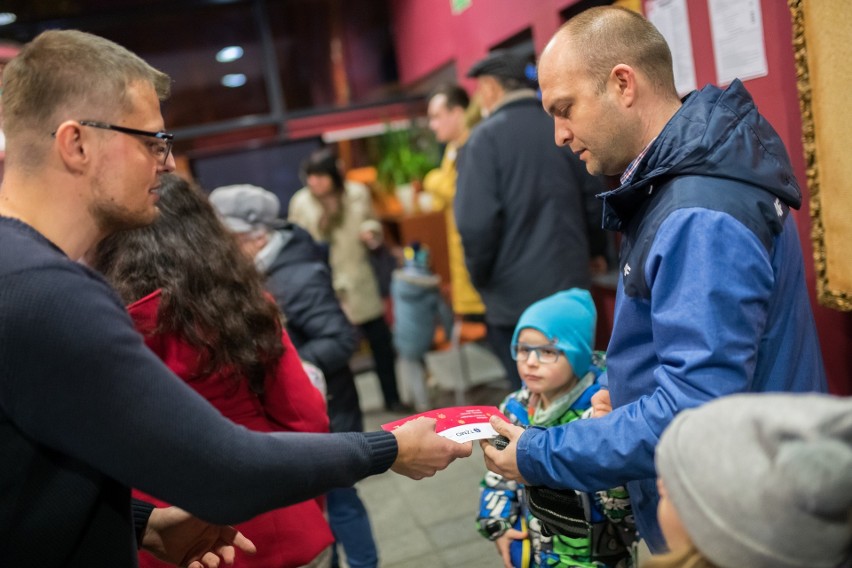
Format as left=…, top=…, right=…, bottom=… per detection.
left=477, top=354, right=635, bottom=567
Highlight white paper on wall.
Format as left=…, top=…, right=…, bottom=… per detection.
left=708, top=0, right=768, bottom=85
left=647, top=0, right=697, bottom=97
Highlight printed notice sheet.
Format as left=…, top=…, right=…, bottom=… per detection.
left=647, top=0, right=697, bottom=96
left=708, top=0, right=768, bottom=85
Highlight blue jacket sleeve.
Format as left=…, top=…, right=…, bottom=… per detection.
left=517, top=210, right=775, bottom=490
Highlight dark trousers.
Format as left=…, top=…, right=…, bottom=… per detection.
left=358, top=316, right=401, bottom=409
left=486, top=322, right=523, bottom=391
left=328, top=486, right=378, bottom=568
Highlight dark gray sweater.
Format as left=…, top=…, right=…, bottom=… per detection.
left=0, top=217, right=397, bottom=567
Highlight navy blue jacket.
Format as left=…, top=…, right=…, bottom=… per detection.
left=517, top=81, right=827, bottom=552
left=455, top=93, right=608, bottom=326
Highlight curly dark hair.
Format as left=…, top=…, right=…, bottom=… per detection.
left=92, top=173, right=283, bottom=394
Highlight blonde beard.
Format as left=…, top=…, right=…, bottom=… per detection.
left=88, top=176, right=159, bottom=236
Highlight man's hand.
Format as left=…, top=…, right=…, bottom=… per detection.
left=590, top=388, right=612, bottom=417
left=495, top=528, right=528, bottom=568
left=479, top=416, right=528, bottom=483
left=143, top=506, right=257, bottom=568
left=390, top=417, right=472, bottom=479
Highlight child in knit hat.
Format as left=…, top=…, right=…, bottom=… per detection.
left=391, top=242, right=453, bottom=411
left=476, top=289, right=636, bottom=568
left=647, top=392, right=852, bottom=568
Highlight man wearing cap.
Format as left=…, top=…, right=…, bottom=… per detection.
left=455, top=49, right=609, bottom=389
left=209, top=183, right=382, bottom=568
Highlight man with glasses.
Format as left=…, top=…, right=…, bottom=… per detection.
left=0, top=29, right=470, bottom=567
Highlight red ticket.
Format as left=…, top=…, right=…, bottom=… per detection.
left=381, top=405, right=510, bottom=443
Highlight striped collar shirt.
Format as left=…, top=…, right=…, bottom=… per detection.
left=620, top=137, right=657, bottom=186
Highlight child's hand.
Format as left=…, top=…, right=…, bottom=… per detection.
left=591, top=388, right=612, bottom=417
left=495, top=528, right=528, bottom=568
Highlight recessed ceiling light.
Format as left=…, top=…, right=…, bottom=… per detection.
left=221, top=73, right=247, bottom=88
left=216, top=46, right=244, bottom=63
left=0, top=13, right=17, bottom=26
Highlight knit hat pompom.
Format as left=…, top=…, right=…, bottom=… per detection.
left=511, top=288, right=596, bottom=376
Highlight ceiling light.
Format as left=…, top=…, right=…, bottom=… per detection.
left=0, top=13, right=17, bottom=26
left=216, top=46, right=243, bottom=63
left=221, top=73, right=247, bottom=88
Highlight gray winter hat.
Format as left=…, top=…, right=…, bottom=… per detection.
left=656, top=393, right=852, bottom=568
left=208, top=184, right=285, bottom=233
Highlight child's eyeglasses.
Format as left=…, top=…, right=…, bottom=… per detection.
left=511, top=344, right=562, bottom=364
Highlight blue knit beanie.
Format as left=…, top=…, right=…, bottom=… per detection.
left=511, top=289, right=597, bottom=376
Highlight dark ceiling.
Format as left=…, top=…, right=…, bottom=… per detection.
left=0, top=0, right=246, bottom=44
left=0, top=0, right=408, bottom=144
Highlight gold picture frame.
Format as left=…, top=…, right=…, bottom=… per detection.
left=789, top=0, right=852, bottom=311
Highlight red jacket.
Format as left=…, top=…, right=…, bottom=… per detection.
left=128, top=290, right=334, bottom=567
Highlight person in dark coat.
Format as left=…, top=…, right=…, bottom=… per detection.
left=210, top=183, right=380, bottom=568
left=456, top=49, right=609, bottom=390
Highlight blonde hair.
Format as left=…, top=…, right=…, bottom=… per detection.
left=1, top=29, right=170, bottom=167
left=642, top=545, right=719, bottom=568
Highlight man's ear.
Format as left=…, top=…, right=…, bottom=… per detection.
left=610, top=64, right=637, bottom=108
left=53, top=120, right=90, bottom=173
left=483, top=75, right=501, bottom=95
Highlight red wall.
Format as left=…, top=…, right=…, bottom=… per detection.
left=389, top=0, right=851, bottom=394
left=643, top=0, right=850, bottom=395
left=390, top=0, right=573, bottom=89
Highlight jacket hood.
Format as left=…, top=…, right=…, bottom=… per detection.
left=267, top=223, right=324, bottom=271
left=601, top=80, right=801, bottom=230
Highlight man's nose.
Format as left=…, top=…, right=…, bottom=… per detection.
left=161, top=152, right=177, bottom=173
left=554, top=122, right=573, bottom=147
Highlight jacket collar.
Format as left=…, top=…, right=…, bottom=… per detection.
left=490, top=89, right=539, bottom=115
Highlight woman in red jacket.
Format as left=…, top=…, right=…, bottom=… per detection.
left=92, top=174, right=334, bottom=568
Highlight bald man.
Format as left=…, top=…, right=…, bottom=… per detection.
left=481, top=6, right=826, bottom=552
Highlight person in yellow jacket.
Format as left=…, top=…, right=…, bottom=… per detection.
left=423, top=84, right=486, bottom=318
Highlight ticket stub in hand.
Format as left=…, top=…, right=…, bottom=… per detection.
left=381, top=406, right=510, bottom=443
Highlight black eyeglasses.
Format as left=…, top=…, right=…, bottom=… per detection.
left=511, top=343, right=562, bottom=364
left=52, top=120, right=174, bottom=165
